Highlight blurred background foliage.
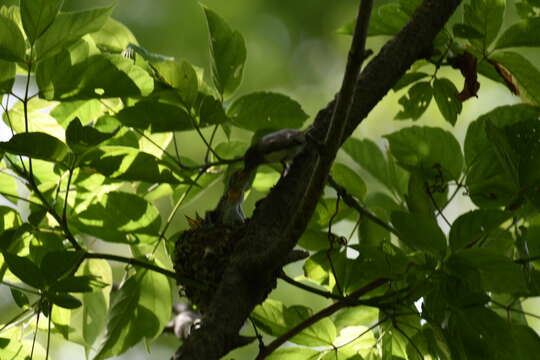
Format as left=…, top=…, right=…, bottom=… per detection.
left=1, top=0, right=538, bottom=358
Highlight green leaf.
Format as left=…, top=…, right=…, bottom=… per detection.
left=252, top=299, right=337, bottom=346
left=73, top=191, right=161, bottom=244
left=266, top=347, right=320, bottom=360
left=39, top=250, right=85, bottom=282
left=228, top=92, right=308, bottom=131
left=452, top=24, right=484, bottom=39
left=94, top=268, right=171, bottom=359
left=114, top=100, right=198, bottom=133
left=2, top=252, right=45, bottom=289
left=433, top=78, right=462, bottom=126
left=0, top=132, right=71, bottom=165
left=464, top=104, right=540, bottom=207
left=395, top=81, right=432, bottom=120
left=20, top=0, right=63, bottom=44
left=50, top=99, right=104, bottom=127
left=35, top=5, right=114, bottom=61
left=2, top=98, right=65, bottom=138
left=484, top=120, right=519, bottom=188
left=446, top=248, right=527, bottom=293
left=10, top=288, right=29, bottom=308
left=463, top=0, right=505, bottom=50
left=70, top=259, right=111, bottom=350
left=152, top=60, right=198, bottom=106
left=369, top=3, right=409, bottom=36
left=202, top=6, right=246, bottom=96
left=0, top=12, right=26, bottom=62
left=384, top=126, right=463, bottom=181
left=80, top=146, right=188, bottom=184
left=66, top=118, right=113, bottom=153
left=495, top=18, right=540, bottom=49
left=89, top=17, right=138, bottom=52
left=266, top=348, right=320, bottom=360
left=393, top=72, right=429, bottom=92
left=52, top=275, right=95, bottom=293
left=391, top=211, right=447, bottom=256
left=509, top=325, right=540, bottom=360
left=449, top=210, right=511, bottom=251
left=49, top=292, right=82, bottom=309
left=0, top=59, right=15, bottom=94
left=331, top=163, right=366, bottom=200
left=36, top=52, right=154, bottom=100
left=0, top=171, right=19, bottom=205
left=490, top=51, right=540, bottom=106
left=136, top=267, right=172, bottom=341
left=342, top=138, right=390, bottom=189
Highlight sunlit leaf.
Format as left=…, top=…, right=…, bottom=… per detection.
left=20, top=0, right=63, bottom=44
left=202, top=6, right=246, bottom=96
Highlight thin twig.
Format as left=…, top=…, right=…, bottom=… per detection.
left=328, top=175, right=398, bottom=236
left=278, top=271, right=343, bottom=300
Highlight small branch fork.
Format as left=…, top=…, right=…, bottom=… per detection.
left=174, top=1, right=462, bottom=359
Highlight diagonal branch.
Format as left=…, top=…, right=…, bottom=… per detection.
left=173, top=1, right=461, bottom=359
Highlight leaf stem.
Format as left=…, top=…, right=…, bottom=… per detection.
left=277, top=271, right=343, bottom=300
left=328, top=175, right=398, bottom=236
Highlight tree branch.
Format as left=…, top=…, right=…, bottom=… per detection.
left=174, top=1, right=461, bottom=359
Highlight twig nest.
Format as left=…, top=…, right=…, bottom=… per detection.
left=174, top=223, right=245, bottom=313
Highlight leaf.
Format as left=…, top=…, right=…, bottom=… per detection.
left=463, top=0, right=505, bottom=50
left=2, top=252, right=45, bottom=289
left=36, top=52, right=154, bottom=100
left=70, top=259, right=111, bottom=350
left=446, top=248, right=527, bottom=293
left=0, top=12, right=26, bottom=62
left=50, top=99, right=104, bottom=127
left=114, top=100, right=198, bottom=133
left=331, top=163, right=367, bottom=200
left=464, top=104, right=540, bottom=207
left=202, top=6, right=246, bottom=96
left=490, top=51, right=540, bottom=106
left=342, top=138, right=390, bottom=189
left=495, top=18, right=540, bottom=49
left=395, top=81, right=432, bottom=120
left=80, top=146, right=188, bottom=184
left=94, top=268, right=171, bottom=359
left=433, top=78, right=462, bottom=126
left=452, top=23, right=484, bottom=39
left=0, top=59, right=15, bottom=94
left=384, top=126, right=463, bottom=181
left=484, top=120, right=520, bottom=187
left=50, top=292, right=82, bottom=309
left=10, top=288, right=29, bottom=308
left=39, top=250, right=85, bottom=282
left=0, top=132, right=71, bottom=165
left=35, top=5, right=114, bottom=61
left=369, top=3, right=409, bottom=36
left=266, top=348, right=320, bottom=360
left=20, top=0, right=63, bottom=44
left=252, top=299, right=337, bottom=346
left=152, top=60, right=199, bottom=106
left=136, top=267, right=172, bottom=341
left=391, top=211, right=447, bottom=256
left=2, top=98, right=65, bottom=139
left=89, top=17, right=138, bottom=52
left=73, top=191, right=161, bottom=244
left=392, top=72, right=429, bottom=92
left=66, top=118, right=113, bottom=153
left=228, top=92, right=308, bottom=131
left=449, top=210, right=511, bottom=250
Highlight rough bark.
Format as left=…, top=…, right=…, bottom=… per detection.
left=173, top=1, right=462, bottom=359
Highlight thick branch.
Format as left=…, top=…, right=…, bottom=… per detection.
left=174, top=1, right=461, bottom=359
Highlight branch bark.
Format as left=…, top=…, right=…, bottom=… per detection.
left=173, top=1, right=461, bottom=359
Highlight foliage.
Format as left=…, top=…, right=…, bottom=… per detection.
left=0, top=0, right=540, bottom=359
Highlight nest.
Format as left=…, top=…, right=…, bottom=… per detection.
left=174, top=223, right=245, bottom=313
